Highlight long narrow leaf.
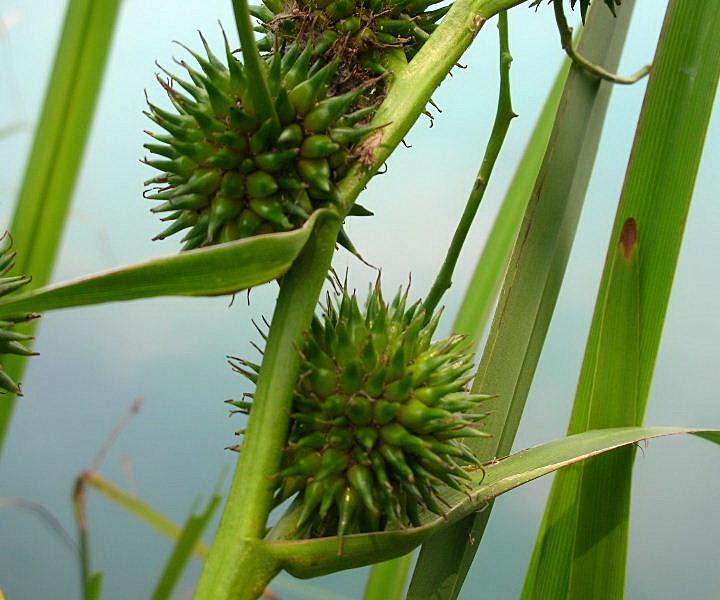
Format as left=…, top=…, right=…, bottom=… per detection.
left=150, top=494, right=221, bottom=600
left=452, top=57, right=571, bottom=350
left=0, top=210, right=335, bottom=318
left=0, top=0, right=121, bottom=453
left=363, top=554, right=414, bottom=600
left=266, top=427, right=718, bottom=578
left=409, top=3, right=637, bottom=597
left=522, top=2, right=720, bottom=597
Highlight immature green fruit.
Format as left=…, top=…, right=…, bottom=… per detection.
left=253, top=0, right=450, bottom=95
left=0, top=233, right=39, bottom=395
left=234, top=281, right=491, bottom=546
left=143, top=32, right=377, bottom=250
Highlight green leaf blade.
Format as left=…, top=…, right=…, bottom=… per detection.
left=0, top=0, right=121, bottom=454
left=452, top=55, right=571, bottom=350
left=0, top=210, right=335, bottom=318
left=266, top=427, right=718, bottom=579
left=150, top=494, right=221, bottom=600
left=523, top=1, right=720, bottom=597
left=409, top=3, right=638, bottom=597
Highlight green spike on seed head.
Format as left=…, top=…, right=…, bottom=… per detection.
left=253, top=0, right=450, bottom=93
left=529, top=0, right=621, bottom=23
left=233, top=281, right=491, bottom=548
left=143, top=31, right=377, bottom=250
left=0, top=233, right=39, bottom=395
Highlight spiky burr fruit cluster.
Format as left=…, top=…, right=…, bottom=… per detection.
left=143, top=34, right=377, bottom=250
left=0, top=234, right=39, bottom=395
left=234, top=283, right=490, bottom=545
left=252, top=0, right=449, bottom=94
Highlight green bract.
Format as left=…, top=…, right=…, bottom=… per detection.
left=234, top=282, right=490, bottom=548
left=143, top=33, right=376, bottom=250
left=0, top=233, right=38, bottom=395
left=253, top=0, right=449, bottom=93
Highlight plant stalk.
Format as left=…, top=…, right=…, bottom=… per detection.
left=423, top=11, right=515, bottom=318
left=194, top=214, right=341, bottom=599
left=231, top=0, right=280, bottom=129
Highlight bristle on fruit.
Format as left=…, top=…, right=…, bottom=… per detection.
left=0, top=232, right=39, bottom=395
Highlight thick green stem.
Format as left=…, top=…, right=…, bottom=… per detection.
left=194, top=215, right=341, bottom=599
left=423, top=11, right=515, bottom=317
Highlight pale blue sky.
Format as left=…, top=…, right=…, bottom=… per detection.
left=0, top=1, right=718, bottom=599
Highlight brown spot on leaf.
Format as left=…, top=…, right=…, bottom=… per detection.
left=619, top=217, right=638, bottom=262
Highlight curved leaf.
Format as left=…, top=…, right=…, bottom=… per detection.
left=0, top=210, right=337, bottom=317
left=266, top=426, right=718, bottom=578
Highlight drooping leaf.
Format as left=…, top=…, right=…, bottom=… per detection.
left=0, top=210, right=336, bottom=318
left=266, top=427, right=718, bottom=578
left=82, top=470, right=208, bottom=558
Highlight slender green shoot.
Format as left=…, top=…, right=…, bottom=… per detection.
left=150, top=494, right=221, bottom=600
left=423, top=11, right=515, bottom=318
left=552, top=0, right=649, bottom=84
left=231, top=0, right=280, bottom=129
left=452, top=56, right=571, bottom=350
left=363, top=554, right=415, bottom=600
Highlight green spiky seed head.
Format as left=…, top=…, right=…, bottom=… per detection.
left=0, top=233, right=39, bottom=395
left=253, top=0, right=449, bottom=93
left=235, top=281, right=490, bottom=545
left=143, top=32, right=377, bottom=250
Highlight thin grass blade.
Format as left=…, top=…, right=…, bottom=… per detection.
left=363, top=554, right=414, bottom=600
left=0, top=0, right=121, bottom=454
left=150, top=494, right=221, bottom=600
left=522, top=1, right=720, bottom=597
left=409, top=3, right=637, bottom=597
left=452, top=56, right=571, bottom=351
